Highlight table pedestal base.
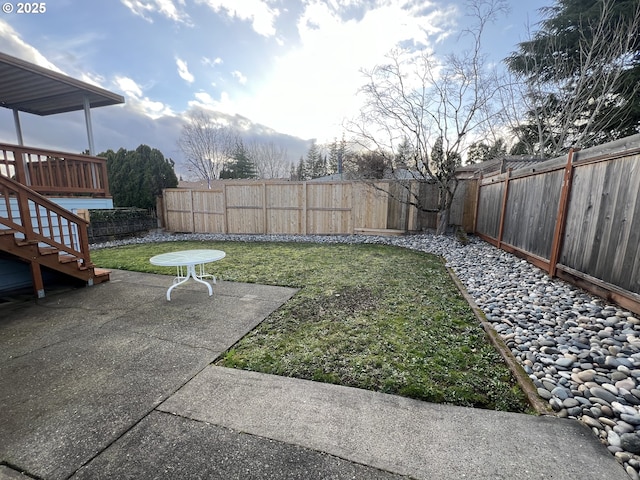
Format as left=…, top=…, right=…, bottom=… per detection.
left=167, top=263, right=215, bottom=301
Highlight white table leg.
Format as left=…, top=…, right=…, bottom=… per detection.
left=191, top=264, right=214, bottom=296
left=166, top=264, right=213, bottom=301
left=196, top=263, right=216, bottom=284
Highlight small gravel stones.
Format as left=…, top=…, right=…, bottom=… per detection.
left=92, top=231, right=640, bottom=478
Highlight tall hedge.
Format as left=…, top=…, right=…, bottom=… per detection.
left=101, top=145, right=178, bottom=209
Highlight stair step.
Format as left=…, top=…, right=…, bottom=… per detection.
left=16, top=239, right=39, bottom=246
left=39, top=246, right=59, bottom=255
left=0, top=229, right=18, bottom=236
left=58, top=254, right=80, bottom=264
left=93, top=268, right=111, bottom=284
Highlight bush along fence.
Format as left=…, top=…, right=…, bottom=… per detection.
left=474, top=134, right=640, bottom=316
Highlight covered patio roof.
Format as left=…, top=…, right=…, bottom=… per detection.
left=0, top=51, right=124, bottom=115
left=0, top=51, right=124, bottom=154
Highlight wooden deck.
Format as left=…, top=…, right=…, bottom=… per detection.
left=0, top=144, right=111, bottom=297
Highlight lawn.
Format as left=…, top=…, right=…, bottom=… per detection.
left=91, top=240, right=529, bottom=412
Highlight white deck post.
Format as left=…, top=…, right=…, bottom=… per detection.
left=83, top=95, right=95, bottom=156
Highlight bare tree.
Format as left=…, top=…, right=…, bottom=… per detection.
left=246, top=140, right=290, bottom=179
left=348, top=0, right=506, bottom=234
left=501, top=0, right=640, bottom=157
left=177, top=110, right=237, bottom=187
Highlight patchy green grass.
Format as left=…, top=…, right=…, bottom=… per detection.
left=91, top=240, right=529, bottom=412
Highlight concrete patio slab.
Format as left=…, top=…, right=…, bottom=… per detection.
left=159, top=366, right=629, bottom=480
left=71, top=411, right=406, bottom=479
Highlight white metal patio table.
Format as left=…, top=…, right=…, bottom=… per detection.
left=149, top=249, right=226, bottom=301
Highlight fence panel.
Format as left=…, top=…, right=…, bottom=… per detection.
left=352, top=182, right=388, bottom=231
left=164, top=189, right=193, bottom=232
left=265, top=183, right=304, bottom=234
left=306, top=183, right=353, bottom=234
left=502, top=170, right=564, bottom=260
left=475, top=181, right=504, bottom=239
left=416, top=182, right=439, bottom=230
left=560, top=153, right=640, bottom=293
left=225, top=184, right=264, bottom=234
left=192, top=189, right=226, bottom=233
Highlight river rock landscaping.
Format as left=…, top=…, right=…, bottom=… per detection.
left=93, top=231, right=640, bottom=479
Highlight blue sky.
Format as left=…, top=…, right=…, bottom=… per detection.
left=0, top=0, right=551, bottom=172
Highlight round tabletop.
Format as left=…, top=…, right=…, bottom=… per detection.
left=149, top=249, right=226, bottom=267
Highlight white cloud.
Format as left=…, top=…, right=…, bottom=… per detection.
left=121, top=0, right=191, bottom=24
left=114, top=76, right=175, bottom=119
left=189, top=91, right=236, bottom=116
left=202, top=56, right=223, bottom=67
left=80, top=72, right=107, bottom=88
left=230, top=1, right=457, bottom=141
left=232, top=70, right=247, bottom=85
left=176, top=58, right=195, bottom=83
left=196, top=0, right=280, bottom=37
left=0, top=20, right=64, bottom=72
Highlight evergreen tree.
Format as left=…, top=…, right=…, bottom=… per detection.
left=296, top=157, right=306, bottom=181
left=467, top=138, right=508, bottom=164
left=102, top=145, right=178, bottom=209
left=221, top=140, right=257, bottom=179
left=506, top=0, right=640, bottom=154
left=305, top=141, right=324, bottom=179
left=327, top=137, right=348, bottom=175
left=395, top=137, right=415, bottom=170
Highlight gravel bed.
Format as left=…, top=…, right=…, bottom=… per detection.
left=92, top=231, right=640, bottom=479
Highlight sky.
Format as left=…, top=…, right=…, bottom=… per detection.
left=0, top=0, right=552, bottom=174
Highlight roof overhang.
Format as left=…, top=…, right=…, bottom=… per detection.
left=0, top=51, right=124, bottom=116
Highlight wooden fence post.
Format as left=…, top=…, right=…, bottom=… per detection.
left=473, top=174, right=482, bottom=234
left=497, top=168, right=512, bottom=247
left=303, top=182, right=308, bottom=235
left=223, top=183, right=228, bottom=234
left=548, top=148, right=576, bottom=277
left=262, top=181, right=267, bottom=234
left=190, top=189, right=195, bottom=233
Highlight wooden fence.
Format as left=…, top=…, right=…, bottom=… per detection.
left=161, top=180, right=475, bottom=236
left=475, top=134, right=640, bottom=315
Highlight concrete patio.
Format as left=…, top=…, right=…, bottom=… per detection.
left=0, top=270, right=629, bottom=479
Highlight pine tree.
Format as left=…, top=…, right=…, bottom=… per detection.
left=221, top=140, right=257, bottom=179
left=296, top=157, right=306, bottom=180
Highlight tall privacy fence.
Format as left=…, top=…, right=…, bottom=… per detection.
left=161, top=180, right=476, bottom=236
left=475, top=134, right=640, bottom=315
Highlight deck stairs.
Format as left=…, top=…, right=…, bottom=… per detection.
left=0, top=174, right=109, bottom=297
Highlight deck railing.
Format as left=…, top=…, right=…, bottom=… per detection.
left=0, top=142, right=110, bottom=197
